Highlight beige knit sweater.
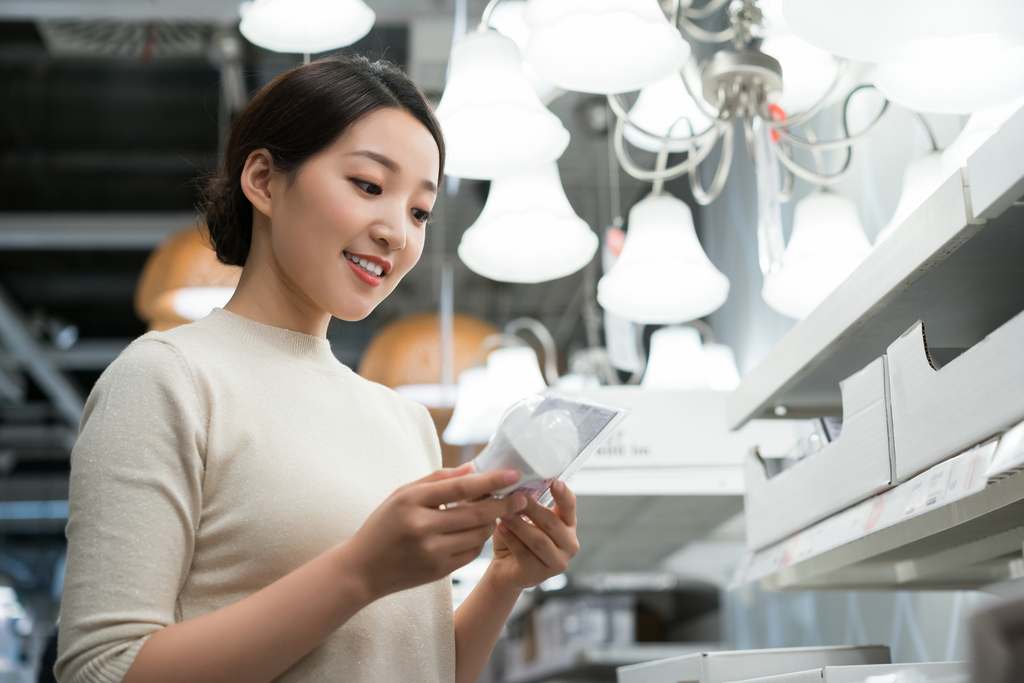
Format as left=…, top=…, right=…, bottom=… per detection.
left=56, top=308, right=456, bottom=683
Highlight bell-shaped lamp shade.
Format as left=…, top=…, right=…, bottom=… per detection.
left=597, top=193, right=729, bottom=324
left=874, top=45, right=1024, bottom=115
left=941, top=96, right=1024, bottom=176
left=783, top=0, right=1024, bottom=63
left=442, top=347, right=548, bottom=445
left=874, top=152, right=946, bottom=245
left=239, top=0, right=375, bottom=54
left=761, top=34, right=841, bottom=114
left=523, top=0, right=690, bottom=94
left=487, top=0, right=560, bottom=101
left=435, top=29, right=570, bottom=180
left=762, top=190, right=871, bottom=320
left=458, top=163, right=598, bottom=283
left=623, top=73, right=713, bottom=153
left=703, top=343, right=741, bottom=391
left=641, top=326, right=707, bottom=390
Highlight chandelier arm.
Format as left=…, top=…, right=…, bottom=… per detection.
left=542, top=88, right=567, bottom=107
left=778, top=150, right=795, bottom=202
left=678, top=64, right=725, bottom=124
left=772, top=136, right=853, bottom=186
left=909, top=110, right=940, bottom=151
left=678, top=0, right=731, bottom=20
left=763, top=59, right=851, bottom=130
left=606, top=93, right=717, bottom=144
left=480, top=0, right=505, bottom=26
left=613, top=115, right=726, bottom=182
left=772, top=100, right=890, bottom=151
left=677, top=15, right=736, bottom=43
left=689, top=122, right=734, bottom=205
left=800, top=124, right=827, bottom=176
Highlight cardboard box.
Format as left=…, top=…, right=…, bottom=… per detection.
left=744, top=357, right=895, bottom=551
left=730, top=661, right=967, bottom=683
left=616, top=645, right=890, bottom=683
left=887, top=309, right=1024, bottom=482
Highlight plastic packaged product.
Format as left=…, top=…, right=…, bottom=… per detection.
left=470, top=392, right=629, bottom=499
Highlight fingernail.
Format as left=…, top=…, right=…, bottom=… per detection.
left=497, top=521, right=510, bottom=534
left=504, top=469, right=521, bottom=484
left=455, top=462, right=473, bottom=473
left=514, top=494, right=528, bottom=512
left=554, top=480, right=564, bottom=494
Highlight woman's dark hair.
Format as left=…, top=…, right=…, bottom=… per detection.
left=200, top=56, right=445, bottom=267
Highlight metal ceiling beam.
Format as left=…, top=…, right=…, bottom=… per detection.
left=0, top=212, right=196, bottom=250
left=0, top=284, right=84, bottom=427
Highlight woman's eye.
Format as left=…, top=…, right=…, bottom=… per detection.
left=352, top=179, right=382, bottom=196
left=412, top=209, right=433, bottom=224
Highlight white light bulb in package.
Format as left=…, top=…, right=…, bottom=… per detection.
left=469, top=392, right=629, bottom=502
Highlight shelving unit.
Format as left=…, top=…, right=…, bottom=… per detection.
left=727, top=106, right=1024, bottom=590
left=503, top=642, right=718, bottom=683
left=726, top=110, right=1024, bottom=428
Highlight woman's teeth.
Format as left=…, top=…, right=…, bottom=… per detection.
left=345, top=253, right=383, bottom=277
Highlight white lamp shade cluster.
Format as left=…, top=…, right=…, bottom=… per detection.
left=784, top=0, right=1024, bottom=114
left=624, top=72, right=714, bottom=153
left=435, top=29, right=570, bottom=180
left=523, top=0, right=690, bottom=95
left=239, top=0, right=375, bottom=54
left=458, top=163, right=598, bottom=284
left=641, top=326, right=741, bottom=391
left=597, top=193, right=730, bottom=325
left=442, top=347, right=547, bottom=446
left=172, top=286, right=235, bottom=321
left=874, top=152, right=946, bottom=245
left=762, top=190, right=871, bottom=320
left=487, top=0, right=560, bottom=100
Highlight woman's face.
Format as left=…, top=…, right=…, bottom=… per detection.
left=263, top=107, right=440, bottom=322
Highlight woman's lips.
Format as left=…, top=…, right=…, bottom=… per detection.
left=344, top=255, right=383, bottom=286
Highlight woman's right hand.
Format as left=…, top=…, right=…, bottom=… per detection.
left=345, top=464, right=528, bottom=600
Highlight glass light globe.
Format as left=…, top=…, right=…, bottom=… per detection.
left=172, top=286, right=235, bottom=321
left=641, top=326, right=707, bottom=390
left=874, top=45, right=1024, bottom=115
left=623, top=73, right=713, bottom=153
left=458, top=163, right=598, bottom=283
left=487, top=0, right=560, bottom=100
left=762, top=190, right=871, bottom=320
left=442, top=347, right=547, bottom=446
left=239, top=0, right=375, bottom=54
left=941, top=96, right=1024, bottom=176
left=761, top=34, right=841, bottom=114
left=523, top=0, right=690, bottom=94
left=783, top=0, right=1024, bottom=63
left=875, top=152, right=946, bottom=245
left=435, top=29, right=570, bottom=180
left=597, top=193, right=730, bottom=324
left=703, top=343, right=741, bottom=391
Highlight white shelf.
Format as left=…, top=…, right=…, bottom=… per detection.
left=503, top=642, right=719, bottom=683
left=734, top=466, right=1024, bottom=591
left=726, top=105, right=1024, bottom=429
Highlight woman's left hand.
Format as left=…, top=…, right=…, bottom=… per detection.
left=488, top=480, right=580, bottom=593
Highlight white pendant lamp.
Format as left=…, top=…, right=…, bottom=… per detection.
left=523, top=0, right=690, bottom=95
left=239, top=0, right=375, bottom=54
left=458, top=163, right=598, bottom=283
left=623, top=73, right=713, bottom=153
left=442, top=347, right=547, bottom=446
left=874, top=45, right=1024, bottom=115
left=597, top=192, right=729, bottom=325
left=874, top=152, right=946, bottom=245
left=702, top=343, right=742, bottom=391
left=641, top=326, right=707, bottom=390
left=487, top=0, right=560, bottom=101
left=762, top=190, right=871, bottom=320
left=760, top=34, right=841, bottom=114
left=782, top=0, right=1024, bottom=63
left=941, top=96, right=1024, bottom=177
left=435, top=29, right=570, bottom=180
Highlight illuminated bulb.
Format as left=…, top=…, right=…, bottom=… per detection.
left=624, top=72, right=713, bottom=153
left=239, top=0, right=375, bottom=53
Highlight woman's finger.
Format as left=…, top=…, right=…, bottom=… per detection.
left=517, top=497, right=575, bottom=551
left=437, top=523, right=496, bottom=556
left=396, top=463, right=472, bottom=495
left=497, top=520, right=539, bottom=568
left=418, top=469, right=521, bottom=507
left=502, top=512, right=562, bottom=569
left=550, top=480, right=577, bottom=528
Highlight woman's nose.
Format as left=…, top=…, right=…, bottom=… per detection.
left=369, top=207, right=407, bottom=251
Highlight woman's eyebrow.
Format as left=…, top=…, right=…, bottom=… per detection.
left=350, top=149, right=437, bottom=194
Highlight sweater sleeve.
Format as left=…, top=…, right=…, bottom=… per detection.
left=56, top=338, right=206, bottom=683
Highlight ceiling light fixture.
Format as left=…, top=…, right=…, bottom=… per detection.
left=238, top=0, right=375, bottom=61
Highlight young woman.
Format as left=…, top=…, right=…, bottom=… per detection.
left=56, top=56, right=579, bottom=683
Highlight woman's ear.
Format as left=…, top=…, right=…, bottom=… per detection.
left=240, top=149, right=275, bottom=219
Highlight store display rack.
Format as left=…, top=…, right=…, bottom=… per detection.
left=503, top=642, right=718, bottom=683
left=726, top=110, right=1024, bottom=427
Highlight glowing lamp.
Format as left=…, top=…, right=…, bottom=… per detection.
left=623, top=73, right=713, bottom=153
left=875, top=152, right=946, bottom=245
left=239, top=0, right=375, bottom=54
